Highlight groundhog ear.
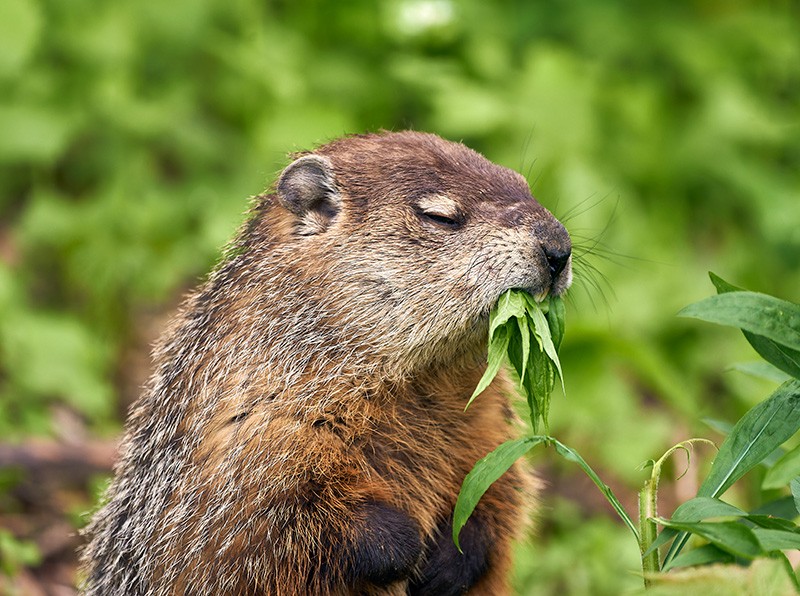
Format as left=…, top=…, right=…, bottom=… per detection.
left=276, top=155, right=340, bottom=227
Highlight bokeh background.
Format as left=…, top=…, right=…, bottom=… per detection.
left=1, top=0, right=799, bottom=593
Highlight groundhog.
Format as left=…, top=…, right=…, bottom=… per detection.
left=80, top=131, right=572, bottom=595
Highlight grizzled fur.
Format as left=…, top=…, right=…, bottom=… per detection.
left=81, top=131, right=572, bottom=595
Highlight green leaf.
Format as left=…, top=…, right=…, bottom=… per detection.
left=517, top=315, right=531, bottom=382
left=466, top=324, right=510, bottom=409
left=507, top=324, right=525, bottom=382
left=791, top=478, right=800, bottom=515
left=698, top=380, right=800, bottom=498
left=656, top=519, right=763, bottom=559
left=703, top=417, right=785, bottom=468
left=671, top=497, right=747, bottom=522
left=746, top=515, right=799, bottom=532
left=667, top=497, right=798, bottom=530
left=751, top=496, right=799, bottom=520
left=763, top=443, right=800, bottom=490
left=742, top=334, right=800, bottom=381
left=678, top=292, right=800, bottom=352
left=753, top=528, right=800, bottom=552
left=663, top=543, right=734, bottom=571
left=530, top=306, right=564, bottom=393
left=546, top=295, right=566, bottom=351
left=644, top=497, right=745, bottom=559
left=489, top=290, right=527, bottom=336
left=452, top=437, right=542, bottom=549
left=729, top=361, right=792, bottom=384
left=708, top=271, right=743, bottom=294
left=643, top=527, right=678, bottom=557
left=709, top=273, right=800, bottom=379
left=527, top=346, right=551, bottom=433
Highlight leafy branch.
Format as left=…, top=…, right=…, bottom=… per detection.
left=455, top=274, right=800, bottom=590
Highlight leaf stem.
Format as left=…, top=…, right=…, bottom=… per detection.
left=548, top=437, right=640, bottom=541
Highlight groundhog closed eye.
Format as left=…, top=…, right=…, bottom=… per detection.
left=80, top=131, right=572, bottom=596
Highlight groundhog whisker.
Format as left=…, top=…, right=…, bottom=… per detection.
left=556, top=192, right=610, bottom=226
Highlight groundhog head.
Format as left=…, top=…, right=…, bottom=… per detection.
left=264, top=131, right=571, bottom=371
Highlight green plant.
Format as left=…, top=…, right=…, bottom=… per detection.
left=0, top=529, right=40, bottom=579
left=455, top=273, right=800, bottom=589
left=465, top=290, right=565, bottom=432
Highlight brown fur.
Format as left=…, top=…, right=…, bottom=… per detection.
left=80, top=131, right=571, bottom=595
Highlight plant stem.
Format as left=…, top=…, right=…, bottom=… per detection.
left=638, top=478, right=660, bottom=588
left=637, top=439, right=714, bottom=587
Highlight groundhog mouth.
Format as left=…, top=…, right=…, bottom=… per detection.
left=475, top=287, right=552, bottom=323
left=522, top=287, right=551, bottom=303
left=511, top=286, right=551, bottom=304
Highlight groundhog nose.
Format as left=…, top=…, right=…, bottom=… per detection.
left=545, top=247, right=571, bottom=279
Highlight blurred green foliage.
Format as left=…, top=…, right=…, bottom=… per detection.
left=0, top=529, right=41, bottom=578
left=1, top=0, right=799, bottom=591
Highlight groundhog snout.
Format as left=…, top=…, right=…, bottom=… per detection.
left=544, top=244, right=570, bottom=278
left=537, top=216, right=572, bottom=293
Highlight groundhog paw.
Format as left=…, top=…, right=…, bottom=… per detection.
left=341, top=502, right=423, bottom=587
left=408, top=514, right=490, bottom=596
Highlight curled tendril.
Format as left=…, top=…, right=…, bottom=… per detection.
left=651, top=438, right=717, bottom=483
